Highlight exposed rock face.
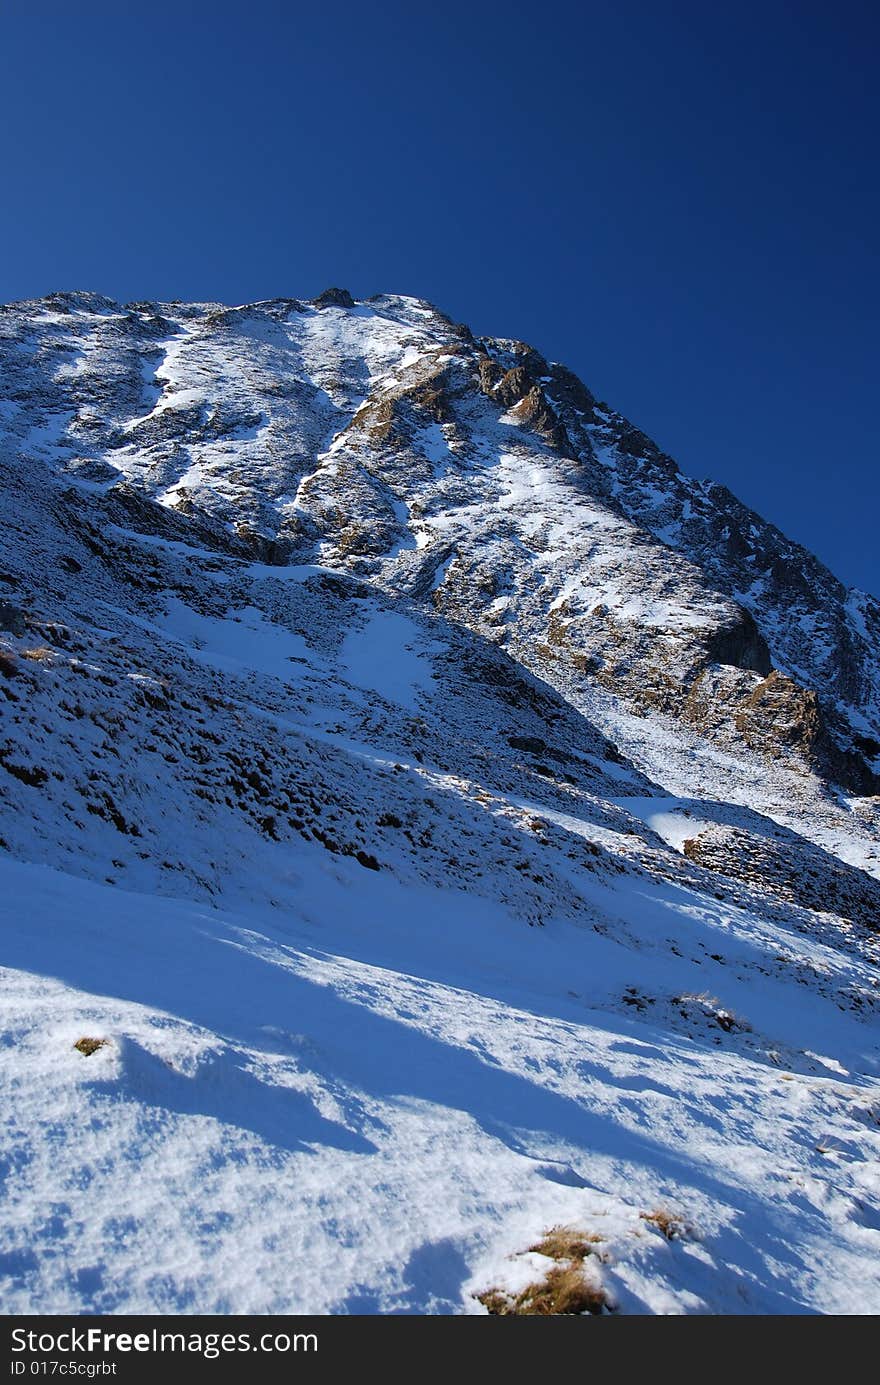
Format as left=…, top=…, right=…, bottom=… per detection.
left=0, top=288, right=877, bottom=797
left=704, top=608, right=772, bottom=678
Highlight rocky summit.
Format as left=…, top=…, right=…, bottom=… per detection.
left=1, top=288, right=878, bottom=1315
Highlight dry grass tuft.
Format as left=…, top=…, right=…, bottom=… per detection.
left=476, top=1224, right=610, bottom=1316
left=478, top=1265, right=607, bottom=1316
left=529, top=1226, right=604, bottom=1261
left=640, top=1208, right=688, bottom=1240
left=73, top=1037, right=107, bottom=1057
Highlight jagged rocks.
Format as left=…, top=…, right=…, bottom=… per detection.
left=735, top=671, right=822, bottom=750
left=508, top=386, right=572, bottom=452
left=728, top=671, right=879, bottom=793
left=477, top=353, right=572, bottom=452
left=312, top=287, right=356, bottom=309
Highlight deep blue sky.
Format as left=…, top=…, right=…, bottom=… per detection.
left=2, top=1, right=877, bottom=593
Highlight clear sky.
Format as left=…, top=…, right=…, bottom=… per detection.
left=2, top=1, right=877, bottom=594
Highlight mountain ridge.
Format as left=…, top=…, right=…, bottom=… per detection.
left=3, top=285, right=876, bottom=794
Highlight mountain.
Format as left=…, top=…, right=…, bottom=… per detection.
left=0, top=288, right=878, bottom=1315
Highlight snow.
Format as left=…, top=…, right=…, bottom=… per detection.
left=124, top=387, right=204, bottom=432
left=339, top=610, right=438, bottom=710
left=612, top=797, right=717, bottom=852
left=430, top=553, right=456, bottom=591
left=846, top=590, right=872, bottom=643
left=2, top=845, right=878, bottom=1315
left=416, top=422, right=454, bottom=467
left=158, top=599, right=314, bottom=681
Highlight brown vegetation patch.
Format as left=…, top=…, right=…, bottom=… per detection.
left=478, top=1266, right=607, bottom=1316
left=476, top=1225, right=609, bottom=1316
left=529, top=1226, right=604, bottom=1261
left=640, top=1208, right=689, bottom=1240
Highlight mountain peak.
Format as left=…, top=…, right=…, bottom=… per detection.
left=312, top=286, right=356, bottom=309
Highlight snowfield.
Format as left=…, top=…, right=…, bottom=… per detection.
left=1, top=288, right=879, bottom=1315
left=2, top=849, right=879, bottom=1315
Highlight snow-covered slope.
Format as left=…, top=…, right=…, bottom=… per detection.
left=1, top=288, right=878, bottom=1315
